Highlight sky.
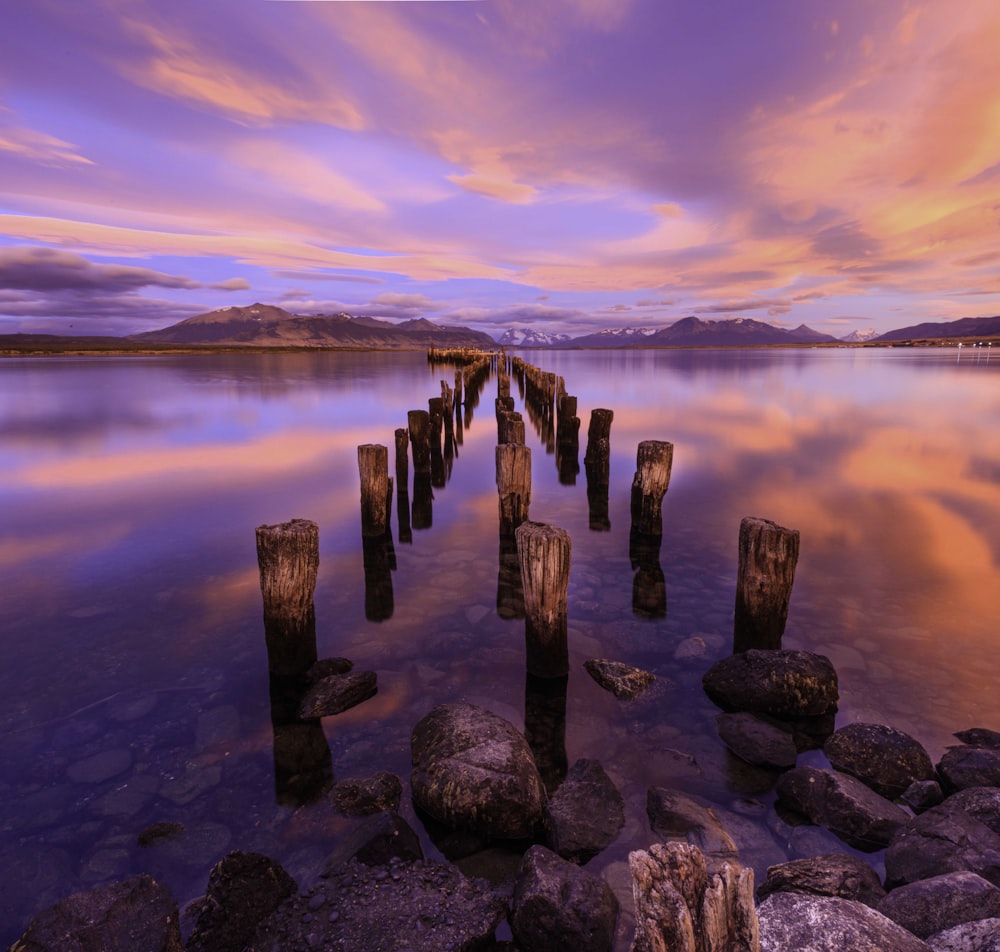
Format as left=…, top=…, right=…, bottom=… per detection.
left=2, top=0, right=1000, bottom=340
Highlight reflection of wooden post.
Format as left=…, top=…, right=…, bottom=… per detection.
left=496, top=444, right=531, bottom=537
left=733, top=516, right=800, bottom=653
left=358, top=444, right=389, bottom=537
left=516, top=521, right=571, bottom=678
left=524, top=673, right=568, bottom=794
left=497, top=535, right=525, bottom=620
left=630, top=528, right=666, bottom=619
left=630, top=440, right=673, bottom=536
left=408, top=410, right=431, bottom=475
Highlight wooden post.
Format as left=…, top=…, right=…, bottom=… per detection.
left=256, top=518, right=319, bottom=624
left=584, top=408, right=614, bottom=464
left=408, top=409, right=431, bottom=475
left=498, top=410, right=526, bottom=445
left=496, top=444, right=531, bottom=537
left=516, top=521, right=571, bottom=678
left=630, top=440, right=674, bottom=536
left=630, top=528, right=666, bottom=619
left=256, top=518, right=320, bottom=678
left=497, top=535, right=525, bottom=620
left=524, top=673, right=568, bottom=794
left=733, top=516, right=800, bottom=653
left=358, top=444, right=389, bottom=537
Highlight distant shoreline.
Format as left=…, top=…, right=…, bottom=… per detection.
left=0, top=333, right=990, bottom=358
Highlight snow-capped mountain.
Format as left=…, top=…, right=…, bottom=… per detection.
left=497, top=327, right=572, bottom=347
left=839, top=328, right=878, bottom=343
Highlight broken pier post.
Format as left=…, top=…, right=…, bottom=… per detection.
left=358, top=444, right=390, bottom=537
left=630, top=440, right=673, bottom=536
left=733, top=516, right=800, bottom=653
left=516, top=521, right=571, bottom=678
left=496, top=443, right=531, bottom=537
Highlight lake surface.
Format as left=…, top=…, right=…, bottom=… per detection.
left=1, top=346, right=998, bottom=945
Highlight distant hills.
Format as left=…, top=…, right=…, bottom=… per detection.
left=3, top=303, right=998, bottom=354
left=131, top=304, right=496, bottom=349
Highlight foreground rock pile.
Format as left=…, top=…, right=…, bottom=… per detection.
left=13, top=650, right=1000, bottom=951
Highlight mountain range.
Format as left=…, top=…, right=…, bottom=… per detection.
left=131, top=304, right=497, bottom=349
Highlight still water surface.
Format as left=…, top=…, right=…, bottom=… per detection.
left=1, top=347, right=998, bottom=944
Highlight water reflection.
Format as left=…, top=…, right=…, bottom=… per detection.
left=2, top=348, right=1000, bottom=945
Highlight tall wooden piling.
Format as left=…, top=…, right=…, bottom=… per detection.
left=516, top=521, right=571, bottom=678
left=496, top=444, right=531, bottom=536
left=256, top=518, right=320, bottom=677
left=358, top=444, right=390, bottom=537
left=498, top=411, right=526, bottom=446
left=584, top=408, right=614, bottom=531
left=733, top=516, right=800, bottom=653
left=408, top=410, right=432, bottom=475
left=630, top=440, right=674, bottom=536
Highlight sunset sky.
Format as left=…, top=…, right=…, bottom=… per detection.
left=2, top=0, right=999, bottom=339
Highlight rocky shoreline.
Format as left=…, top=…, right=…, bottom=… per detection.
left=12, top=645, right=1000, bottom=951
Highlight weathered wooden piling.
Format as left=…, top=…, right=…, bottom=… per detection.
left=256, top=518, right=320, bottom=625
left=584, top=408, right=614, bottom=531
left=498, top=411, right=526, bottom=446
left=516, top=521, right=571, bottom=678
left=358, top=444, right=390, bottom=537
left=556, top=391, right=580, bottom=485
left=496, top=444, right=531, bottom=536
left=256, top=518, right=320, bottom=677
left=630, top=440, right=674, bottom=536
left=408, top=409, right=432, bottom=475
left=733, top=516, right=800, bottom=653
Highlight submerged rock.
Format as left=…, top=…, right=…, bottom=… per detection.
left=332, top=771, right=402, bottom=816
left=646, top=786, right=738, bottom=861
left=824, top=722, right=936, bottom=800
left=543, top=758, right=624, bottom=863
left=583, top=658, right=655, bottom=700
left=297, top=670, right=377, bottom=719
left=702, top=649, right=838, bottom=718
left=510, top=845, right=619, bottom=952
left=410, top=702, right=546, bottom=839
left=322, top=811, right=423, bottom=872
left=716, top=711, right=799, bottom=769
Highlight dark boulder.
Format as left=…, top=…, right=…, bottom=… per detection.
left=583, top=658, right=655, bottom=700
left=646, top=786, right=738, bottom=861
left=332, top=770, right=402, bottom=816
left=510, top=845, right=619, bottom=952
left=901, top=780, right=945, bottom=813
left=410, top=702, right=546, bottom=839
left=187, top=851, right=296, bottom=952
left=716, top=711, right=798, bottom=769
left=543, top=758, right=624, bottom=863
left=824, top=722, right=936, bottom=800
left=11, top=875, right=182, bottom=952
left=947, top=786, right=1000, bottom=834
left=938, top=745, right=1000, bottom=793
left=702, top=649, right=838, bottom=718
left=885, top=798, right=1000, bottom=888
left=758, top=891, right=932, bottom=952
left=877, top=871, right=1000, bottom=939
left=298, top=670, right=377, bottom=719
left=251, top=857, right=506, bottom=951
left=756, top=852, right=886, bottom=907
left=776, top=765, right=910, bottom=851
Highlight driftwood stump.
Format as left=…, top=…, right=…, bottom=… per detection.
left=631, top=440, right=674, bottom=536
left=516, top=521, right=571, bottom=678
left=733, top=516, right=800, bottom=653
left=630, top=842, right=759, bottom=952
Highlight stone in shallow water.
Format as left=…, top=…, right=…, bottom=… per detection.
left=583, top=658, right=655, bottom=700
left=67, top=748, right=133, bottom=784
left=297, top=671, right=377, bottom=719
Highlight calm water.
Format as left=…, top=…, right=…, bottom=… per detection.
left=1, top=346, right=998, bottom=945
